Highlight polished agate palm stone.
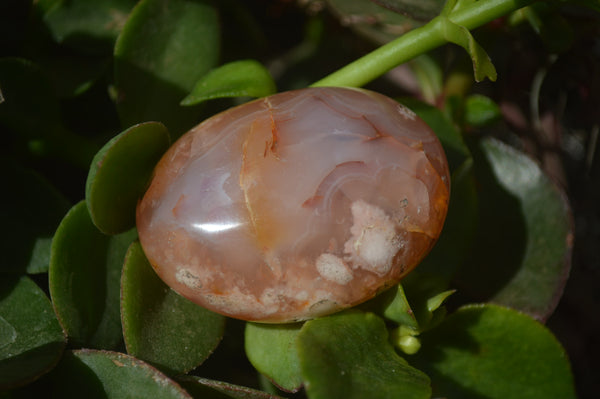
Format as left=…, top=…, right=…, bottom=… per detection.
left=136, top=87, right=450, bottom=323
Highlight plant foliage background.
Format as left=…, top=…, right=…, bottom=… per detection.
left=1, top=0, right=599, bottom=398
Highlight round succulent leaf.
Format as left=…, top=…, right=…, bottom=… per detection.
left=410, top=304, right=577, bottom=399
left=457, top=137, right=573, bottom=321
left=178, top=375, right=285, bottom=399
left=47, top=349, right=192, bottom=398
left=244, top=322, right=303, bottom=392
left=86, top=121, right=170, bottom=235
left=121, top=241, right=226, bottom=375
left=49, top=201, right=137, bottom=349
left=0, top=159, right=70, bottom=274
left=297, top=311, right=431, bottom=399
left=0, top=275, right=66, bottom=390
left=181, top=59, right=277, bottom=106
left=114, top=0, right=220, bottom=136
left=43, top=0, right=136, bottom=55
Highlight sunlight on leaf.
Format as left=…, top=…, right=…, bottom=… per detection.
left=297, top=311, right=430, bottom=399
left=411, top=304, right=577, bottom=399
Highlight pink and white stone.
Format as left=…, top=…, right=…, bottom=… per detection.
left=136, top=87, right=450, bottom=323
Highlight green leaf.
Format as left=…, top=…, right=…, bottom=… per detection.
left=0, top=159, right=70, bottom=274
left=121, top=241, right=225, bottom=375
left=439, top=16, right=497, bottom=82
left=464, top=94, right=501, bottom=128
left=380, top=284, right=419, bottom=329
left=426, top=289, right=455, bottom=313
left=49, top=201, right=137, bottom=349
left=0, top=276, right=66, bottom=389
left=362, top=284, right=419, bottom=329
left=244, top=322, right=303, bottom=392
left=401, top=273, right=455, bottom=331
left=43, top=0, right=135, bottom=55
left=365, top=276, right=455, bottom=337
left=457, top=138, right=573, bottom=321
left=297, top=311, right=431, bottom=399
left=411, top=304, right=577, bottom=399
left=86, top=121, right=170, bottom=235
left=181, top=59, right=276, bottom=106
left=114, top=0, right=220, bottom=136
left=47, top=349, right=192, bottom=398
left=178, top=375, right=284, bottom=399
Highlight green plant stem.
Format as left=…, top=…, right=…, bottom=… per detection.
left=311, top=0, right=536, bottom=88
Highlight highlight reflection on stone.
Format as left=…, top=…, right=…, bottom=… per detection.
left=136, top=87, right=450, bottom=323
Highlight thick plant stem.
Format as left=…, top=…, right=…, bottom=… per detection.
left=311, top=0, right=535, bottom=88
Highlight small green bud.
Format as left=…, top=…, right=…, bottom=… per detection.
left=392, top=326, right=422, bottom=355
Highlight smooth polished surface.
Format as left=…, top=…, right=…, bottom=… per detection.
left=137, top=87, right=450, bottom=322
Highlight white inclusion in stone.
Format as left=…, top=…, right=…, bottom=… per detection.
left=345, top=200, right=397, bottom=276
left=308, top=291, right=339, bottom=317
left=316, top=253, right=353, bottom=285
left=175, top=268, right=202, bottom=289
left=397, top=104, right=416, bottom=120
left=204, top=287, right=270, bottom=315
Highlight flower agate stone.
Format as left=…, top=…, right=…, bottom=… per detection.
left=136, top=87, right=450, bottom=323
